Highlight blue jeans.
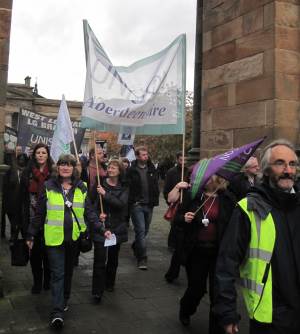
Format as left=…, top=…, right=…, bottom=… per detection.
left=47, top=241, right=77, bottom=318
left=130, top=204, right=153, bottom=260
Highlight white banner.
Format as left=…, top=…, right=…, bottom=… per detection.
left=81, top=20, right=186, bottom=135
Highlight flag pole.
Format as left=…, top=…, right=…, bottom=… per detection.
left=180, top=129, right=185, bottom=204
left=93, top=131, right=104, bottom=214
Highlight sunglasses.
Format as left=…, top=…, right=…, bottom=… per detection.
left=58, top=161, right=74, bottom=167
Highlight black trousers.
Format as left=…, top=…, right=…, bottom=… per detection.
left=92, top=242, right=121, bottom=295
left=250, top=318, right=300, bottom=334
left=180, top=246, right=224, bottom=334
left=30, top=235, right=50, bottom=290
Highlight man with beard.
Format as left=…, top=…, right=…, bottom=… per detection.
left=214, top=139, right=300, bottom=334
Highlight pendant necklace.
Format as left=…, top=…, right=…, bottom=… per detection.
left=201, top=194, right=216, bottom=227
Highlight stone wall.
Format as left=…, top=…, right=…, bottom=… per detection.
left=201, top=0, right=300, bottom=157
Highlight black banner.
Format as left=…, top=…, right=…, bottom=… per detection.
left=17, top=108, right=85, bottom=153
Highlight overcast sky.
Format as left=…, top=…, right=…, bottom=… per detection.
left=8, top=0, right=196, bottom=102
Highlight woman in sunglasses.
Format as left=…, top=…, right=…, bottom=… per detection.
left=26, top=154, right=97, bottom=329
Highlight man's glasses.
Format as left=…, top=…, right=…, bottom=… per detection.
left=269, top=160, right=298, bottom=169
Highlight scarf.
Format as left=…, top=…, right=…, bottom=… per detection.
left=28, top=165, right=49, bottom=194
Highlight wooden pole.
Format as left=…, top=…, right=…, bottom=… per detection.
left=93, top=132, right=104, bottom=214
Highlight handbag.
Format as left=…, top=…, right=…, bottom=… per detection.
left=70, top=206, right=93, bottom=253
left=164, top=201, right=179, bottom=222
left=10, top=228, right=29, bottom=266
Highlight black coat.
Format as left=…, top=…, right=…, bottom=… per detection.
left=163, top=165, right=189, bottom=203
left=92, top=178, right=129, bottom=244
left=27, top=178, right=98, bottom=242
left=173, top=188, right=236, bottom=265
left=214, top=182, right=300, bottom=331
left=127, top=160, right=159, bottom=207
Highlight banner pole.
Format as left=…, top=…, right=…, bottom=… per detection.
left=94, top=131, right=104, bottom=214
left=180, top=130, right=185, bottom=204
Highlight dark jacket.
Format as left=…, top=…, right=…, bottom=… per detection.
left=214, top=181, right=300, bottom=331
left=127, top=160, right=159, bottom=207
left=173, top=188, right=236, bottom=265
left=228, top=172, right=256, bottom=201
left=163, top=165, right=189, bottom=204
left=19, top=163, right=51, bottom=234
left=27, top=178, right=98, bottom=242
left=92, top=178, right=129, bottom=244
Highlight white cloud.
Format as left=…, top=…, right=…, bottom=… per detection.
left=8, top=0, right=196, bottom=101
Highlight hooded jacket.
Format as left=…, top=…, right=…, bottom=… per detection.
left=214, top=181, right=300, bottom=331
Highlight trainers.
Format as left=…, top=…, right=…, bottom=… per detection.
left=50, top=317, right=64, bottom=329
left=63, top=304, right=69, bottom=312
left=137, top=259, right=147, bottom=270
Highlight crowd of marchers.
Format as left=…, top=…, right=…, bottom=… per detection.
left=1, top=139, right=300, bottom=334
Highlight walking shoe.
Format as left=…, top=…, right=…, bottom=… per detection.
left=50, top=317, right=64, bottom=329
left=164, top=274, right=177, bottom=283
left=63, top=304, right=69, bottom=312
left=93, top=294, right=102, bottom=304
left=137, top=259, right=148, bottom=270
left=179, top=309, right=190, bottom=326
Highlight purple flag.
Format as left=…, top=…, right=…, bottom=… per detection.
left=190, top=137, right=265, bottom=199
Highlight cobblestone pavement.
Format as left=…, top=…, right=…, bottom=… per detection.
left=0, top=196, right=248, bottom=333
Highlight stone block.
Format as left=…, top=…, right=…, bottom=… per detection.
left=204, top=53, right=263, bottom=88
left=236, top=76, right=274, bottom=104
left=204, top=85, right=228, bottom=110
left=264, top=2, right=275, bottom=28
left=212, top=101, right=267, bottom=130
left=273, top=126, right=299, bottom=142
left=228, top=83, right=236, bottom=106
left=203, top=31, right=212, bottom=52
left=0, top=9, right=11, bottom=39
left=243, top=7, right=264, bottom=35
left=275, top=72, right=300, bottom=100
left=275, top=49, right=300, bottom=75
left=200, top=130, right=233, bottom=150
left=201, top=110, right=213, bottom=131
left=212, top=16, right=243, bottom=47
left=203, top=41, right=236, bottom=69
left=0, top=38, right=9, bottom=66
left=275, top=26, right=300, bottom=51
left=274, top=100, right=300, bottom=126
left=236, top=27, right=274, bottom=59
left=203, top=0, right=241, bottom=32
left=0, top=1, right=13, bottom=10
left=240, top=0, right=274, bottom=15
left=264, top=49, right=275, bottom=75
left=233, top=127, right=273, bottom=147
left=275, top=2, right=300, bottom=28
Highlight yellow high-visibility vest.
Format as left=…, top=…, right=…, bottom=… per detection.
left=238, top=197, right=276, bottom=323
left=44, top=187, right=87, bottom=246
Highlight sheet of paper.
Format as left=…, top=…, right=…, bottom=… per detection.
left=104, top=233, right=117, bottom=247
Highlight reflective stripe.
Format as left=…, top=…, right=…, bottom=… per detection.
left=73, top=202, right=84, bottom=208
left=46, top=220, right=64, bottom=226
left=241, top=278, right=264, bottom=296
left=249, top=248, right=272, bottom=262
left=47, top=204, right=64, bottom=211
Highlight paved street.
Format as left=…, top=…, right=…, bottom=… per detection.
left=0, top=196, right=248, bottom=333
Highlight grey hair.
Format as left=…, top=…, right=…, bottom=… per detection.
left=260, top=139, right=297, bottom=175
